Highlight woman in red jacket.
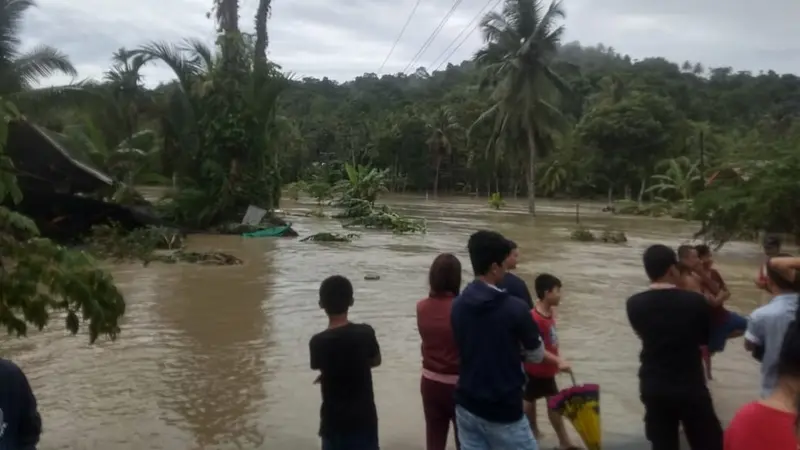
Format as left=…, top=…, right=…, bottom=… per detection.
left=417, top=253, right=462, bottom=450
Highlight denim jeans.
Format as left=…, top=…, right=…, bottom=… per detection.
left=321, top=428, right=379, bottom=450
left=455, top=405, right=538, bottom=450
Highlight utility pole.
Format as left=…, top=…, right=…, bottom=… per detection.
left=699, top=130, right=706, bottom=233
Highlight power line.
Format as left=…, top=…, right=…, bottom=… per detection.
left=377, top=0, right=424, bottom=75
left=428, top=0, right=496, bottom=70
left=401, top=0, right=464, bottom=74
left=433, top=0, right=502, bottom=72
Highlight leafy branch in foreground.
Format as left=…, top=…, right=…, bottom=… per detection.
left=0, top=100, right=125, bottom=343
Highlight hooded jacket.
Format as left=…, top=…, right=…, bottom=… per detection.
left=0, top=358, right=41, bottom=450
left=451, top=280, right=544, bottom=423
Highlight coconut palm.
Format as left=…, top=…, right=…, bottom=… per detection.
left=426, top=106, right=462, bottom=197
left=472, top=0, right=570, bottom=215
left=0, top=0, right=79, bottom=106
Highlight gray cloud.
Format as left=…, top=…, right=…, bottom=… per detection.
left=21, top=0, right=800, bottom=87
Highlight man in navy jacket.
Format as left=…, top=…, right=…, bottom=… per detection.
left=0, top=358, right=41, bottom=450
left=451, top=230, right=565, bottom=450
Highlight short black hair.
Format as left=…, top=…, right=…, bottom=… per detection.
left=766, top=253, right=798, bottom=291
left=763, top=235, right=782, bottom=249
left=534, top=274, right=562, bottom=300
left=643, top=244, right=678, bottom=282
left=319, top=275, right=354, bottom=315
left=677, top=244, right=696, bottom=260
left=507, top=240, right=518, bottom=250
left=429, top=253, right=462, bottom=297
left=467, top=230, right=513, bottom=276
left=695, top=244, right=711, bottom=258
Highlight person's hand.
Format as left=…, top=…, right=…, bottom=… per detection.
left=557, top=358, right=571, bottom=373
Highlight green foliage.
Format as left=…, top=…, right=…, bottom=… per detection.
left=488, top=192, right=505, bottom=210
left=0, top=99, right=125, bottom=343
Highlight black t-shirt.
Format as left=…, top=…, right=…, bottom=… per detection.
left=309, top=323, right=380, bottom=436
left=626, top=288, right=711, bottom=396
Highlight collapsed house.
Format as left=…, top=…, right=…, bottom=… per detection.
left=3, top=120, right=163, bottom=242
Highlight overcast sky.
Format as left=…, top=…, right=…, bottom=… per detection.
left=24, top=0, right=800, bottom=87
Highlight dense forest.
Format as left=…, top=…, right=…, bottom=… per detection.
left=1, top=0, right=799, bottom=335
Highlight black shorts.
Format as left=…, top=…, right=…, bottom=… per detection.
left=523, top=376, right=558, bottom=401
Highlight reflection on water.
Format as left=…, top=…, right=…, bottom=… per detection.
left=0, top=196, right=769, bottom=449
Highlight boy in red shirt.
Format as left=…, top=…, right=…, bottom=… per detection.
left=523, top=274, right=579, bottom=450
left=724, top=312, right=800, bottom=450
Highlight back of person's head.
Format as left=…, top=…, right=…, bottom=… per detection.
left=763, top=235, right=782, bottom=255
left=429, top=253, right=462, bottom=297
left=695, top=244, right=711, bottom=259
left=467, top=230, right=512, bottom=279
left=319, top=275, right=354, bottom=315
left=766, top=253, right=798, bottom=293
left=643, top=244, right=679, bottom=282
left=534, top=273, right=562, bottom=300
left=677, top=244, right=696, bottom=261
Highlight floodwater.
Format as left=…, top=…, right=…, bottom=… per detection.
left=2, top=196, right=772, bottom=449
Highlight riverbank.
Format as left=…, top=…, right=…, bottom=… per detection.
left=2, top=196, right=762, bottom=449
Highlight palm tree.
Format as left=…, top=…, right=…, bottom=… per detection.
left=0, top=0, right=78, bottom=105
left=647, top=156, right=701, bottom=203
left=472, top=0, right=570, bottom=215
left=426, top=106, right=462, bottom=197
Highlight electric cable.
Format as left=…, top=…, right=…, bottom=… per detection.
left=377, top=0, right=424, bottom=74
left=433, top=0, right=503, bottom=72
left=428, top=0, right=496, bottom=70
left=401, top=0, right=464, bottom=74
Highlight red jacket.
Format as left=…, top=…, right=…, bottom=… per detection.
left=416, top=294, right=459, bottom=375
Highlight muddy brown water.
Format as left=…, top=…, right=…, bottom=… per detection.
left=1, top=195, right=773, bottom=449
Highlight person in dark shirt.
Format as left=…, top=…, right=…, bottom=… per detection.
left=497, top=240, right=534, bottom=309
left=626, top=244, right=722, bottom=450
left=0, top=358, right=41, bottom=450
left=451, top=230, right=566, bottom=450
left=309, top=275, right=381, bottom=450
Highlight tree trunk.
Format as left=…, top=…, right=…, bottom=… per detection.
left=526, top=128, right=537, bottom=215
left=433, top=156, right=441, bottom=197
left=638, top=177, right=646, bottom=205
left=254, top=0, right=271, bottom=64
left=607, top=186, right=613, bottom=206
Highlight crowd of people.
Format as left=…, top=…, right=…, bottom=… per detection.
left=0, top=232, right=798, bottom=450
left=309, top=232, right=800, bottom=450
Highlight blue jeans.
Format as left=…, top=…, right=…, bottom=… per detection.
left=455, top=405, right=538, bottom=450
left=321, top=428, right=379, bottom=450
left=709, top=311, right=747, bottom=353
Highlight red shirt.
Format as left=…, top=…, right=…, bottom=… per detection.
left=724, top=402, right=798, bottom=450
left=416, top=294, right=459, bottom=375
left=524, top=307, right=558, bottom=378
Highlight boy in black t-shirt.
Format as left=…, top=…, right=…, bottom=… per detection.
left=626, top=244, right=722, bottom=450
left=309, top=275, right=381, bottom=450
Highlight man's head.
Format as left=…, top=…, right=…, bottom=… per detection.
left=319, top=275, right=354, bottom=316
left=677, top=244, right=701, bottom=271
left=467, top=230, right=513, bottom=284
left=695, top=244, right=713, bottom=270
left=765, top=254, right=798, bottom=294
left=535, top=273, right=562, bottom=306
left=503, top=240, right=519, bottom=270
left=643, top=244, right=681, bottom=284
left=764, top=235, right=782, bottom=257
